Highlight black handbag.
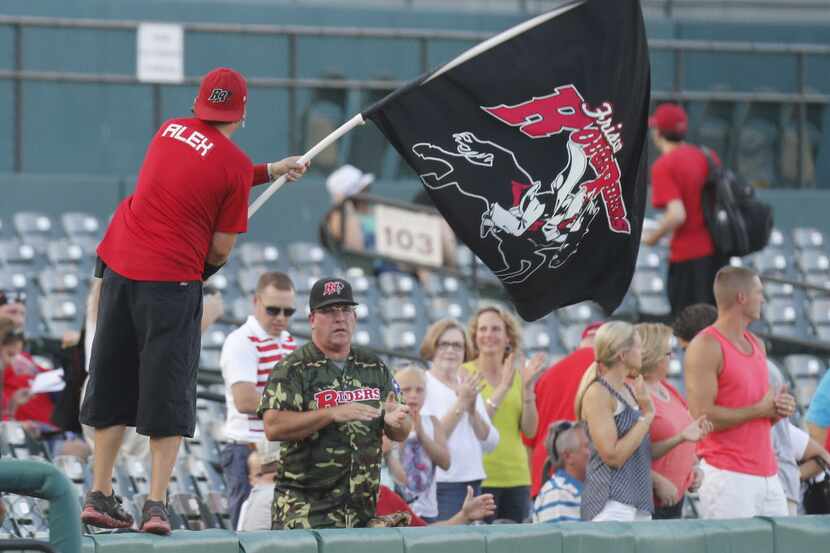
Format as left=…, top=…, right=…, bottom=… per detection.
left=803, top=458, right=830, bottom=515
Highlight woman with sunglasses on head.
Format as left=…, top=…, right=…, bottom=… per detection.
left=419, top=319, right=499, bottom=522
left=635, top=323, right=711, bottom=519
left=463, top=306, right=546, bottom=523
left=574, top=321, right=654, bottom=522
left=532, top=420, right=589, bottom=523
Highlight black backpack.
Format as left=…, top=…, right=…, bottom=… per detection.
left=700, top=146, right=773, bottom=257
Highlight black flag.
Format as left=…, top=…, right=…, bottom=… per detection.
left=365, top=0, right=650, bottom=321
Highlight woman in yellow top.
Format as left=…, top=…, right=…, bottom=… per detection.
left=463, top=306, right=546, bottom=523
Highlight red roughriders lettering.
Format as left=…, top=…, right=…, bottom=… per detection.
left=483, top=85, right=630, bottom=234
left=314, top=387, right=381, bottom=409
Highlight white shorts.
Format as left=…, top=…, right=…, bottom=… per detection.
left=698, top=460, right=788, bottom=519
left=592, top=500, right=652, bottom=522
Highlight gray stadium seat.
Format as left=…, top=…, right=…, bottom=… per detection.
left=379, top=298, right=418, bottom=322
left=0, top=239, right=38, bottom=267
left=557, top=302, right=603, bottom=324
left=752, top=249, right=788, bottom=275
left=768, top=228, right=787, bottom=248
left=231, top=296, right=253, bottom=321
left=5, top=494, right=49, bottom=540
left=784, top=354, right=825, bottom=378
left=205, top=272, right=230, bottom=292
left=39, top=295, right=80, bottom=321
left=383, top=323, right=418, bottom=351
left=237, top=242, right=280, bottom=268
left=286, top=241, right=331, bottom=269
left=46, top=239, right=85, bottom=268
left=0, top=271, right=27, bottom=292
left=200, top=350, right=221, bottom=371
left=635, top=246, right=663, bottom=270
left=638, top=295, right=671, bottom=317
left=124, top=455, right=151, bottom=496
left=558, top=324, right=584, bottom=352
left=38, top=268, right=82, bottom=295
left=12, top=211, right=54, bottom=252
left=794, top=378, right=819, bottom=409
left=53, top=455, right=89, bottom=500
left=764, top=281, right=795, bottom=298
left=793, top=227, right=825, bottom=250
left=426, top=297, right=468, bottom=322
left=238, top=268, right=262, bottom=295
left=421, top=274, right=462, bottom=297
left=763, top=299, right=799, bottom=324
left=61, top=212, right=101, bottom=237
left=807, top=298, right=830, bottom=325
left=523, top=323, right=554, bottom=353
left=201, top=328, right=228, bottom=352
left=378, top=272, right=417, bottom=296
left=796, top=249, right=830, bottom=274
left=630, top=271, right=666, bottom=296
left=804, top=274, right=830, bottom=298
left=169, top=493, right=219, bottom=530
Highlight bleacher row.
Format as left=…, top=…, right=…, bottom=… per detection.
left=2, top=210, right=830, bottom=538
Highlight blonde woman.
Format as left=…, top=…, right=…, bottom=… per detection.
left=419, top=319, right=499, bottom=521
left=464, top=306, right=545, bottom=523
left=574, top=321, right=654, bottom=521
left=636, top=323, right=711, bottom=519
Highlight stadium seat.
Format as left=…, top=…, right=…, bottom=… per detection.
left=383, top=323, right=418, bottom=351
left=421, top=274, right=462, bottom=297
left=38, top=268, right=82, bottom=295
left=200, top=350, right=221, bottom=371
left=764, top=281, right=795, bottom=299
left=630, top=271, right=666, bottom=296
left=0, top=239, right=38, bottom=268
left=0, top=271, right=27, bottom=292
left=237, top=242, right=280, bottom=268
left=204, top=491, right=231, bottom=530
left=804, top=274, right=830, bottom=298
left=794, top=378, right=819, bottom=408
left=763, top=299, right=799, bottom=324
left=426, top=297, right=468, bottom=322
left=46, top=239, right=86, bottom=269
left=0, top=496, right=17, bottom=539
left=39, top=294, right=79, bottom=321
left=638, top=295, right=672, bottom=318
left=796, top=249, right=830, bottom=274
left=53, top=455, right=89, bottom=500
left=635, top=246, right=663, bottom=270
left=61, top=212, right=101, bottom=237
left=202, top=328, right=229, bottom=352
left=792, top=227, right=825, bottom=250
left=752, top=249, right=788, bottom=275
left=523, top=323, right=553, bottom=353
left=768, top=228, right=787, bottom=248
left=286, top=241, right=332, bottom=270
left=784, top=354, right=825, bottom=378
left=169, top=493, right=220, bottom=531
left=205, top=272, right=230, bottom=293
left=231, top=296, right=253, bottom=321
left=123, top=455, right=151, bottom=496
left=379, top=297, right=418, bottom=322
left=806, top=298, right=830, bottom=325
left=12, top=211, right=54, bottom=252
left=558, top=324, right=584, bottom=352
left=238, top=267, right=264, bottom=294
left=557, top=302, right=603, bottom=324
left=378, top=272, right=417, bottom=296
left=5, top=493, right=49, bottom=540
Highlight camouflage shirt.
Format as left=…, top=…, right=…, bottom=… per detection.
left=256, top=341, right=398, bottom=529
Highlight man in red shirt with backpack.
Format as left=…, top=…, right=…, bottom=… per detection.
left=642, top=103, right=726, bottom=316
left=79, top=67, right=307, bottom=535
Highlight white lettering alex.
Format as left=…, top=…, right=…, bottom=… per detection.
left=161, top=123, right=215, bottom=157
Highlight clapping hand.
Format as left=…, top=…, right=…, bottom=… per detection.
left=520, top=352, right=547, bottom=390
left=457, top=371, right=484, bottom=412
left=460, top=486, right=496, bottom=523
left=383, top=392, right=411, bottom=430
left=680, top=416, right=713, bottom=442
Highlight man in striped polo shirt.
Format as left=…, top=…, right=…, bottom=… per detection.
left=220, top=271, right=297, bottom=529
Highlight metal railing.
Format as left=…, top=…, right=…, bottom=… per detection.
left=0, top=14, right=828, bottom=185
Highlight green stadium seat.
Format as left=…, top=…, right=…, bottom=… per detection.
left=630, top=519, right=707, bottom=553
left=239, top=529, right=319, bottom=553
left=700, top=517, right=774, bottom=553
left=398, top=526, right=486, bottom=553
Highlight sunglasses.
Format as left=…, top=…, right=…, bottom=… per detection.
left=0, top=291, right=27, bottom=306
left=264, top=306, right=296, bottom=317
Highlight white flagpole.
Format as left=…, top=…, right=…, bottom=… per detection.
left=247, top=113, right=366, bottom=219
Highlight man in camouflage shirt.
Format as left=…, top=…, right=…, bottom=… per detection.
left=257, top=277, right=411, bottom=529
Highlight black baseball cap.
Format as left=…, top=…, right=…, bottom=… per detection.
left=309, top=277, right=359, bottom=311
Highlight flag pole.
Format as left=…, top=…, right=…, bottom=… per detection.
left=247, top=113, right=366, bottom=219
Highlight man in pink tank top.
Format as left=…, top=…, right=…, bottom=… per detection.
left=684, top=266, right=796, bottom=518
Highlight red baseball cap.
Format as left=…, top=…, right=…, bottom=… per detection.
left=193, top=67, right=247, bottom=123
left=648, top=103, right=688, bottom=135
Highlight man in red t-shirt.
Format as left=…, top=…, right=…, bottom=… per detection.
left=642, top=103, right=726, bottom=316
left=525, top=321, right=600, bottom=498
left=79, top=67, right=307, bottom=535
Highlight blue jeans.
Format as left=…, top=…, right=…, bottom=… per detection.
left=221, top=443, right=253, bottom=530
left=435, top=480, right=481, bottom=522
left=482, top=485, right=530, bottom=523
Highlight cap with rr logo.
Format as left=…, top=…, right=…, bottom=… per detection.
left=193, top=67, right=247, bottom=123
left=309, top=277, right=359, bottom=311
